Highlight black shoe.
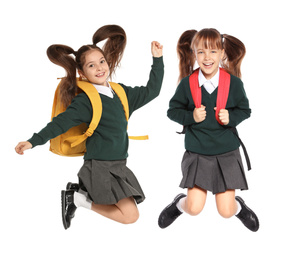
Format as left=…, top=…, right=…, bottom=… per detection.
left=61, top=190, right=77, bottom=230
left=158, top=193, right=186, bottom=229
left=235, top=196, right=259, bottom=232
left=66, top=182, right=79, bottom=192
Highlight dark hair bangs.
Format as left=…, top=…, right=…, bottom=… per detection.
left=193, top=28, right=223, bottom=50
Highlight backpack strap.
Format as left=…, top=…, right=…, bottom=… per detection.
left=176, top=68, right=200, bottom=135
left=229, top=127, right=251, bottom=171
left=109, top=82, right=129, bottom=120
left=215, top=68, right=230, bottom=125
left=70, top=80, right=102, bottom=148
left=176, top=69, right=201, bottom=134
left=189, top=68, right=201, bottom=108
left=109, top=82, right=148, bottom=140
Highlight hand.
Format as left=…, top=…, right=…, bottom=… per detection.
left=215, top=108, right=229, bottom=125
left=15, top=141, right=32, bottom=155
left=151, top=41, right=163, bottom=57
left=193, top=105, right=206, bottom=123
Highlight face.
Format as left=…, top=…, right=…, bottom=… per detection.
left=79, top=49, right=109, bottom=86
left=195, top=40, right=224, bottom=80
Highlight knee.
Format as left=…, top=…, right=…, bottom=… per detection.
left=122, top=210, right=140, bottom=224
left=217, top=205, right=235, bottom=219
left=216, top=191, right=237, bottom=219
left=185, top=202, right=204, bottom=216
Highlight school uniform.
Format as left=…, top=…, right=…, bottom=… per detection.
left=167, top=68, right=250, bottom=194
left=28, top=57, right=164, bottom=205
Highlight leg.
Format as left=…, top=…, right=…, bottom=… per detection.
left=215, top=191, right=259, bottom=231
left=215, top=190, right=238, bottom=218
left=181, top=185, right=207, bottom=216
left=91, top=197, right=139, bottom=224
left=158, top=185, right=207, bottom=228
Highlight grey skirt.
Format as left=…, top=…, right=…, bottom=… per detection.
left=180, top=149, right=248, bottom=194
left=77, top=159, right=145, bottom=205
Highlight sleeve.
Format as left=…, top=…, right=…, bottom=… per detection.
left=167, top=77, right=196, bottom=126
left=226, top=77, right=251, bottom=127
left=28, top=93, right=92, bottom=148
left=119, top=57, right=164, bottom=116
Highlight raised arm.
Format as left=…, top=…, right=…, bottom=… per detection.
left=120, top=41, right=164, bottom=116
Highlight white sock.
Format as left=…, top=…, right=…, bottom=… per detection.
left=78, top=188, right=88, bottom=196
left=176, top=197, right=186, bottom=213
left=74, top=191, right=92, bottom=210
left=235, top=200, right=241, bottom=215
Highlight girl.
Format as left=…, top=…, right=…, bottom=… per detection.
left=158, top=28, right=259, bottom=232
left=15, top=25, right=164, bottom=230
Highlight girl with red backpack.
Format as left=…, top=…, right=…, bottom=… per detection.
left=158, top=28, right=259, bottom=232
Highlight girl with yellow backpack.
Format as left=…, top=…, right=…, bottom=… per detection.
left=15, top=25, right=164, bottom=229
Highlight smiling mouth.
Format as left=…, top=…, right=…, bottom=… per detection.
left=203, top=62, right=214, bottom=68
left=96, top=72, right=105, bottom=77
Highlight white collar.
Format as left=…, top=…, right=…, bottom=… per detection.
left=92, top=81, right=115, bottom=98
left=198, top=68, right=220, bottom=89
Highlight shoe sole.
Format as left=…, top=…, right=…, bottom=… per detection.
left=61, top=191, right=69, bottom=230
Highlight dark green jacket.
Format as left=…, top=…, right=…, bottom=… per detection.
left=167, top=73, right=250, bottom=155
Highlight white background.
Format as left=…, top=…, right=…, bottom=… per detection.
left=1, top=0, right=292, bottom=259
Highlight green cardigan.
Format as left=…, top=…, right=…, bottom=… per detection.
left=167, top=73, right=251, bottom=155
left=28, top=57, right=164, bottom=160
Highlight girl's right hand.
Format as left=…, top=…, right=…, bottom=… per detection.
left=15, top=141, right=32, bottom=155
left=193, top=105, right=206, bottom=123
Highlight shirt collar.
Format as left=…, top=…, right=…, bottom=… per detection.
left=198, top=68, right=220, bottom=88
left=92, top=81, right=115, bottom=98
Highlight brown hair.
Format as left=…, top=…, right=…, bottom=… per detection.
left=47, top=25, right=126, bottom=107
left=177, top=28, right=246, bottom=82
left=177, top=29, right=197, bottom=82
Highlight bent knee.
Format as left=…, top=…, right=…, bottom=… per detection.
left=122, top=210, right=140, bottom=224
left=185, top=203, right=204, bottom=216
left=217, top=207, right=235, bottom=219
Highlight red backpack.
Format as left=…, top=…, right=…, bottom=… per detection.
left=189, top=68, right=230, bottom=125
left=187, top=68, right=251, bottom=170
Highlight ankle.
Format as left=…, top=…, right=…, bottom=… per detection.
left=74, top=191, right=92, bottom=209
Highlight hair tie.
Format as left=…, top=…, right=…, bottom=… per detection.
left=221, top=34, right=225, bottom=46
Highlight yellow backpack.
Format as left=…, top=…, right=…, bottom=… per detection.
left=50, top=79, right=148, bottom=157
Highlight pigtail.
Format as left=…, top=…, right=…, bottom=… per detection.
left=47, top=44, right=78, bottom=107
left=221, top=34, right=246, bottom=78
left=92, top=25, right=126, bottom=79
left=177, top=29, right=197, bottom=82
left=46, top=25, right=127, bottom=107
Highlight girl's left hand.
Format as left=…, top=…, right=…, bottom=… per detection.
left=151, top=41, right=163, bottom=57
left=215, top=108, right=229, bottom=125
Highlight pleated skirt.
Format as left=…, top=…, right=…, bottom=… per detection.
left=180, top=149, right=248, bottom=194
left=77, top=159, right=145, bottom=205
